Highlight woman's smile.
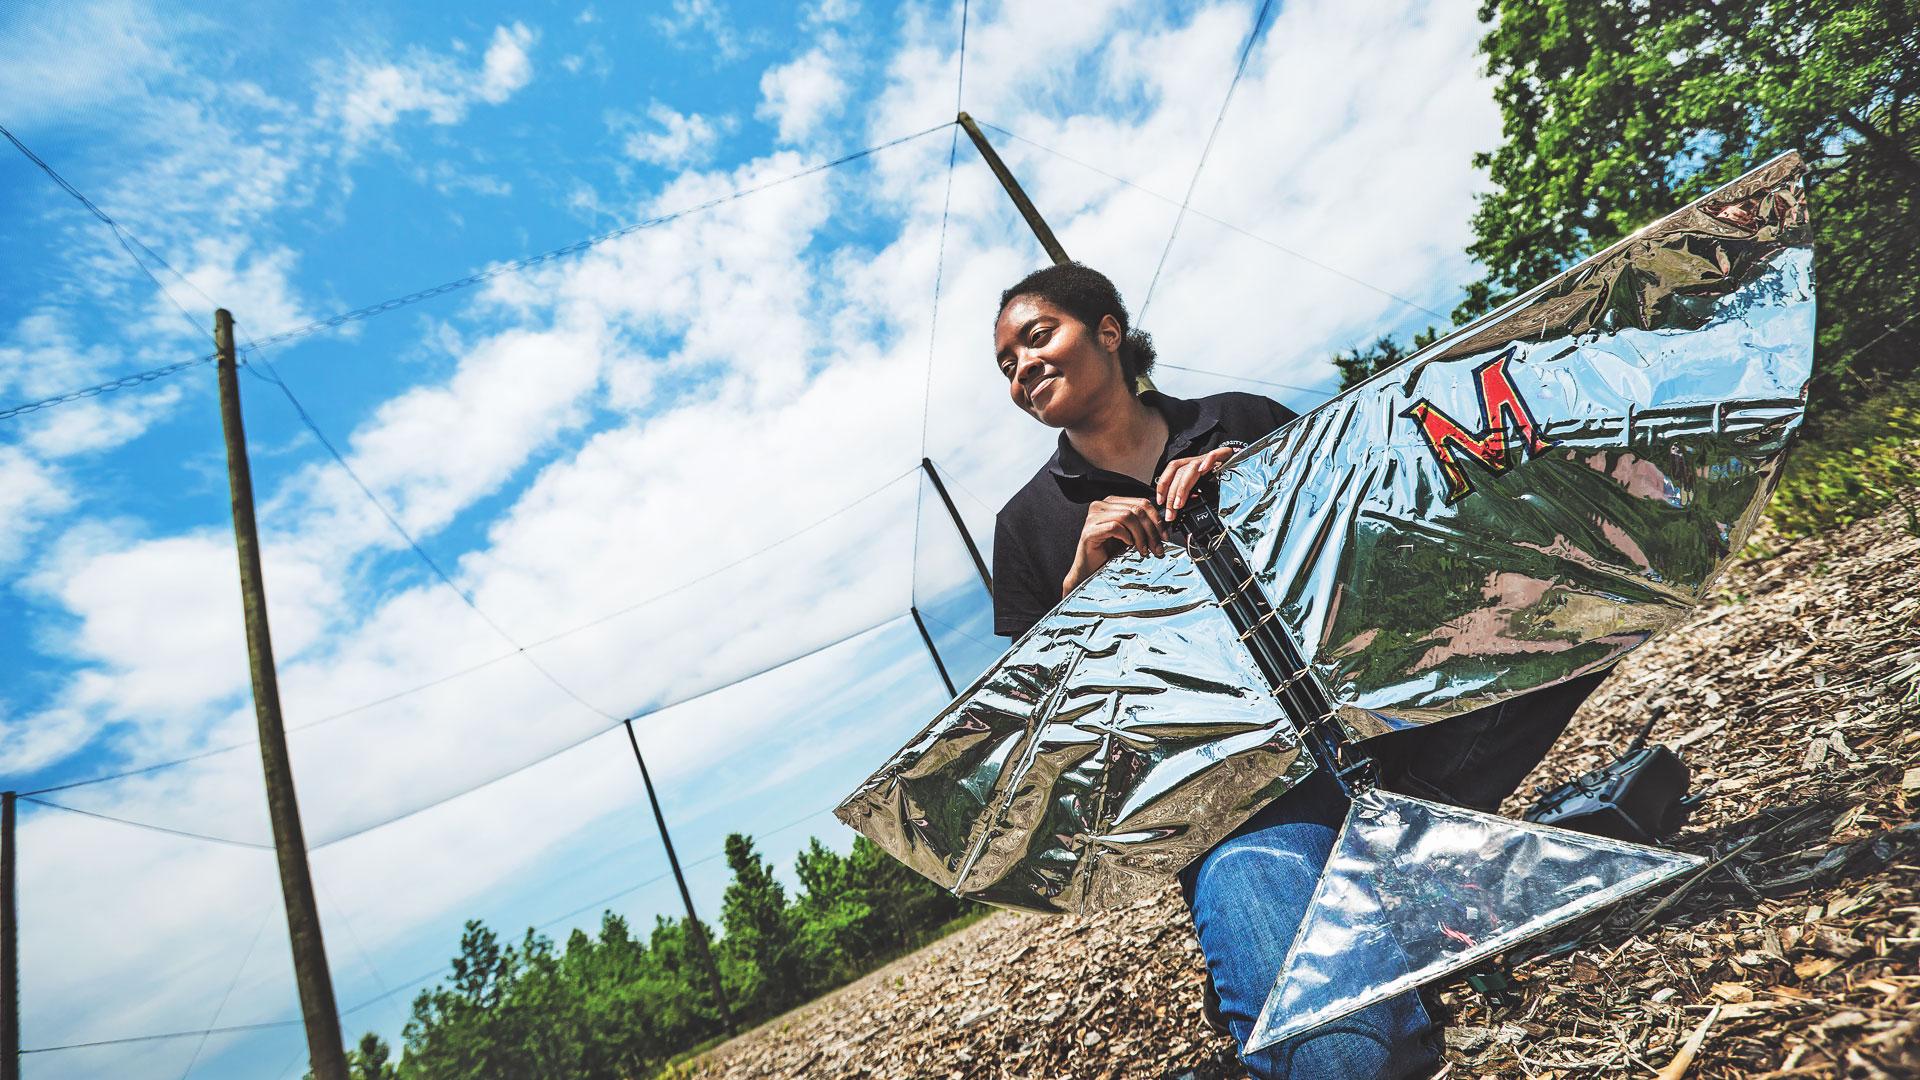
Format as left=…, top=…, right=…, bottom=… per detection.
left=1029, top=373, right=1061, bottom=405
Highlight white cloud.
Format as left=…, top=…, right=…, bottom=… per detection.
left=23, top=524, right=342, bottom=727
left=167, top=238, right=310, bottom=339
left=806, top=0, right=860, bottom=26
left=757, top=47, right=849, bottom=144
left=309, top=322, right=609, bottom=540
left=479, top=23, right=537, bottom=103
left=15, top=397, right=163, bottom=460
left=0, top=312, right=106, bottom=402
left=654, top=0, right=741, bottom=61
left=559, top=41, right=611, bottom=79
left=328, top=22, right=539, bottom=148
left=0, top=447, right=73, bottom=566
left=0, top=315, right=186, bottom=565
left=0, top=702, right=94, bottom=774
left=0, top=0, right=188, bottom=129
left=617, top=103, right=726, bottom=167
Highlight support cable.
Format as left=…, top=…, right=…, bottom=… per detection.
left=911, top=0, right=969, bottom=605
left=17, top=796, right=271, bottom=851
left=912, top=131, right=961, bottom=606
left=20, top=597, right=909, bottom=856
left=917, top=607, right=999, bottom=652
left=977, top=119, right=1446, bottom=323
left=1155, top=362, right=1334, bottom=401
left=18, top=801, right=844, bottom=1055
left=314, top=877, right=393, bottom=1019
left=16, top=611, right=902, bottom=851
left=1136, top=0, right=1277, bottom=325
left=176, top=912, right=272, bottom=1080
left=238, top=337, right=619, bottom=723
left=932, top=459, right=998, bottom=519
left=20, top=1019, right=305, bottom=1055
left=0, top=122, right=954, bottom=423
left=954, top=0, right=969, bottom=112
left=22, top=467, right=917, bottom=798
left=0, top=123, right=215, bottom=338
left=304, top=613, right=905, bottom=849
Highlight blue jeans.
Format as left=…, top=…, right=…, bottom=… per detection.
left=1180, top=770, right=1440, bottom=1079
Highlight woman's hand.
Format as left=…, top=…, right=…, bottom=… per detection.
left=1154, top=445, right=1238, bottom=521
left=1061, top=496, right=1165, bottom=596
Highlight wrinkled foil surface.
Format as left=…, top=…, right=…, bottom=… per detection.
left=836, top=550, right=1310, bottom=913
left=1247, top=789, right=1702, bottom=1049
left=841, top=152, right=1812, bottom=913
left=1214, top=152, right=1812, bottom=740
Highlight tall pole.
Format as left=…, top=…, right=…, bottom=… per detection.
left=958, top=112, right=1069, bottom=266
left=909, top=607, right=958, bottom=698
left=622, top=720, right=734, bottom=1033
left=959, top=112, right=1154, bottom=392
left=2, top=791, right=17, bottom=1080
left=215, top=309, right=348, bottom=1080
left=920, top=458, right=991, bottom=596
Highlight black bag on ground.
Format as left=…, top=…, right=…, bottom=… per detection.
left=1522, top=743, right=1696, bottom=844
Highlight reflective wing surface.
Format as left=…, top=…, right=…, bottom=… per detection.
left=1215, top=152, right=1813, bottom=740
left=1247, top=789, right=1702, bottom=1051
left=836, top=549, right=1311, bottom=913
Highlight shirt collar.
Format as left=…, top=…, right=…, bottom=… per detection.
left=1047, top=390, right=1225, bottom=499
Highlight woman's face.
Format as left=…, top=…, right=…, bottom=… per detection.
left=993, top=295, right=1126, bottom=428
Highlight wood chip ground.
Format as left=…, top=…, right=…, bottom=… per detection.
left=687, top=495, right=1920, bottom=1079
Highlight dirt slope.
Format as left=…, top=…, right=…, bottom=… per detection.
left=688, top=496, right=1920, bottom=1079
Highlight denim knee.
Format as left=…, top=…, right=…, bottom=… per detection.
left=1185, top=773, right=1440, bottom=1079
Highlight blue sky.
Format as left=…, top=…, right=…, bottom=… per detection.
left=0, top=0, right=1500, bottom=1075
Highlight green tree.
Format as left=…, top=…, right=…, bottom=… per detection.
left=371, top=832, right=975, bottom=1077
left=303, top=1032, right=399, bottom=1080
left=841, top=835, right=968, bottom=953
left=641, top=913, right=727, bottom=1043
left=1331, top=326, right=1441, bottom=390
left=790, top=837, right=875, bottom=985
left=717, top=833, right=805, bottom=1018
left=1463, top=0, right=1920, bottom=415
left=400, top=921, right=534, bottom=1080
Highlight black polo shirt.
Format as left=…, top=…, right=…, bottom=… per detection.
left=991, top=390, right=1297, bottom=639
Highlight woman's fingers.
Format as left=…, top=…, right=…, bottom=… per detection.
left=1090, top=498, right=1163, bottom=557
left=1135, top=498, right=1167, bottom=554
left=1156, top=447, right=1238, bottom=520
left=1167, top=460, right=1205, bottom=516
left=1166, top=458, right=1209, bottom=517
left=1116, top=501, right=1162, bottom=556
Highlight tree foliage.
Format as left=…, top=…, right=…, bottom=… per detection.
left=332, top=834, right=972, bottom=1079
left=1460, top=0, right=1920, bottom=413
left=1332, top=326, right=1441, bottom=390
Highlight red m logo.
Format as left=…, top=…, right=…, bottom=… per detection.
left=1400, top=348, right=1555, bottom=504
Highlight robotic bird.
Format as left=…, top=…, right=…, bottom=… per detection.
left=837, top=152, right=1812, bottom=1046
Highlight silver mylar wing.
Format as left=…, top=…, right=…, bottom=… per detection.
left=1215, top=151, right=1812, bottom=740
left=836, top=549, right=1311, bottom=914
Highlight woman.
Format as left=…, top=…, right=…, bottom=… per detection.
left=989, top=263, right=1608, bottom=1078
left=988, top=262, right=1443, bottom=1079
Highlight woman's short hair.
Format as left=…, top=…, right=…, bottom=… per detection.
left=997, top=262, right=1157, bottom=389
